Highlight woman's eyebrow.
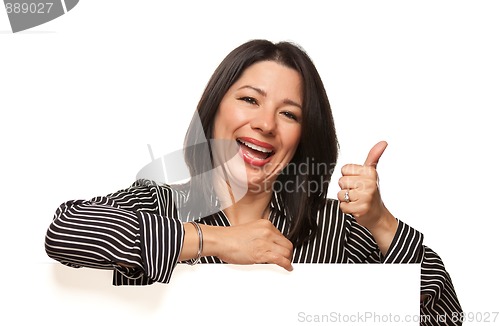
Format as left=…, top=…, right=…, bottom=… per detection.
left=237, top=85, right=302, bottom=109
left=283, top=98, right=302, bottom=110
left=238, top=85, right=267, bottom=96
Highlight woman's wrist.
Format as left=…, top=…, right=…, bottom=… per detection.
left=367, top=208, right=398, bottom=256
left=180, top=223, right=221, bottom=262
left=198, top=224, right=222, bottom=258
left=186, top=222, right=203, bottom=265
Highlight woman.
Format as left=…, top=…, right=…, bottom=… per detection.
left=45, top=39, right=462, bottom=324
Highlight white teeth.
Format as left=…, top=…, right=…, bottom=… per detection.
left=238, top=139, right=273, bottom=153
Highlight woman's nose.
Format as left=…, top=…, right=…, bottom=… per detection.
left=250, top=108, right=276, bottom=135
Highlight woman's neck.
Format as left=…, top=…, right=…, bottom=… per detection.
left=219, top=185, right=272, bottom=226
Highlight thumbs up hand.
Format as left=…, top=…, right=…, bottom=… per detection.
left=338, top=141, right=398, bottom=253
left=363, top=140, right=388, bottom=168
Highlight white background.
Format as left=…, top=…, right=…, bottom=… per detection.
left=1, top=0, right=499, bottom=324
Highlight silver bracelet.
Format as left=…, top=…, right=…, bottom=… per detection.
left=187, top=221, right=203, bottom=265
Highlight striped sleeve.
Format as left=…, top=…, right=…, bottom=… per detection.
left=136, top=210, right=183, bottom=284
left=344, top=216, right=380, bottom=263
left=382, top=220, right=424, bottom=263
left=420, top=246, right=463, bottom=326
left=45, top=199, right=144, bottom=272
left=345, top=218, right=462, bottom=325
left=45, top=180, right=184, bottom=285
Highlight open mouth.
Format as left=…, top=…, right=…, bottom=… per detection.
left=236, top=138, right=275, bottom=164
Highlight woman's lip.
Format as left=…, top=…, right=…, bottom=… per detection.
left=237, top=137, right=274, bottom=150
left=239, top=148, right=273, bottom=167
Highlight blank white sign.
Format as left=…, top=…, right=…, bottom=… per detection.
left=32, top=263, right=420, bottom=326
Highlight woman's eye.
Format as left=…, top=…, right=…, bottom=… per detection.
left=238, top=96, right=258, bottom=105
left=281, top=111, right=298, bottom=121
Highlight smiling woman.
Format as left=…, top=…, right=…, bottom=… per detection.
left=45, top=39, right=462, bottom=325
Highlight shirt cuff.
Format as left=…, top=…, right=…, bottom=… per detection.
left=137, top=211, right=184, bottom=283
left=382, top=220, right=424, bottom=263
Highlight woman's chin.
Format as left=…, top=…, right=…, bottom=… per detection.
left=245, top=173, right=275, bottom=193
left=221, top=157, right=280, bottom=196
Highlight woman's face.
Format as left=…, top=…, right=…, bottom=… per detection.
left=213, top=60, right=303, bottom=192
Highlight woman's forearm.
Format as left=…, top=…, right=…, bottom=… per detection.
left=367, top=209, right=398, bottom=256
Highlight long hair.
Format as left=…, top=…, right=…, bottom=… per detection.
left=183, top=39, right=338, bottom=247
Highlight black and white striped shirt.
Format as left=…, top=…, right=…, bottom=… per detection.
left=45, top=179, right=462, bottom=325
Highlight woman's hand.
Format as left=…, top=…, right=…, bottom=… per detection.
left=206, top=219, right=294, bottom=271
left=337, top=141, right=398, bottom=254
